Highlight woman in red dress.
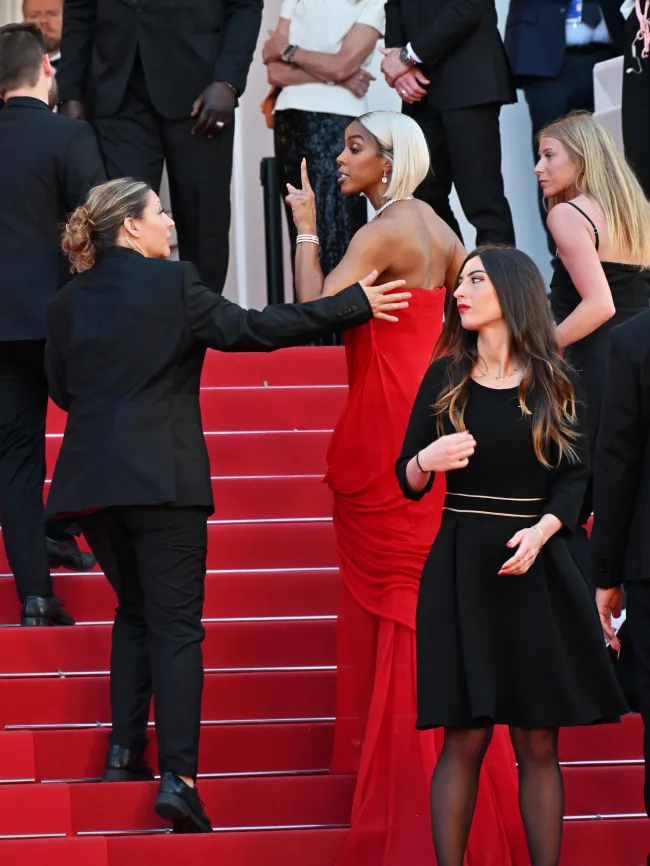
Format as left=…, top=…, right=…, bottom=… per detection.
left=285, top=110, right=527, bottom=865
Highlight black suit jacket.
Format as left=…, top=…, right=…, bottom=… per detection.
left=44, top=248, right=371, bottom=516
left=591, top=311, right=650, bottom=589
left=0, top=97, right=105, bottom=342
left=58, top=0, right=263, bottom=120
left=384, top=0, right=515, bottom=110
left=505, top=0, right=625, bottom=80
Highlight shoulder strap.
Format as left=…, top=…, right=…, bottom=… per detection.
left=564, top=201, right=600, bottom=251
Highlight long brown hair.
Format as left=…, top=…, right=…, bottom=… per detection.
left=433, top=246, right=579, bottom=467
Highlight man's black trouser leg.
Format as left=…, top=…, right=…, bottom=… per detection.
left=0, top=341, right=53, bottom=602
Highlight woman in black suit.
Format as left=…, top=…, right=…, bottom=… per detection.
left=44, top=177, right=409, bottom=833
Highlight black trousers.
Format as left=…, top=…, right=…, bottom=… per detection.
left=623, top=583, right=650, bottom=817
left=79, top=505, right=208, bottom=779
left=403, top=100, right=515, bottom=247
left=0, top=340, right=76, bottom=601
left=93, top=55, right=234, bottom=294
left=623, top=13, right=650, bottom=199
left=520, top=44, right=615, bottom=253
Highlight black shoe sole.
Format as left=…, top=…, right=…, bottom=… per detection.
left=21, top=617, right=75, bottom=627
left=48, top=556, right=96, bottom=572
left=155, top=792, right=212, bottom=833
left=104, top=767, right=155, bottom=782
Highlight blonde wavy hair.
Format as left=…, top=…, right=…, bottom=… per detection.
left=62, top=178, right=150, bottom=273
left=540, top=112, right=650, bottom=267
left=357, top=110, right=430, bottom=202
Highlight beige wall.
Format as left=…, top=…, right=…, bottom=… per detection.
left=0, top=1, right=23, bottom=25
left=2, top=0, right=553, bottom=306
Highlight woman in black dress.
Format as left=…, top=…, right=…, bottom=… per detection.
left=536, top=112, right=650, bottom=572
left=396, top=246, right=628, bottom=866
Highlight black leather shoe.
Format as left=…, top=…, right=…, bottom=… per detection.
left=154, top=773, right=212, bottom=833
left=103, top=745, right=155, bottom=782
left=21, top=596, right=75, bottom=626
left=47, top=537, right=96, bottom=572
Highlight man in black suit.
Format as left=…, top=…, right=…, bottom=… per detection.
left=381, top=0, right=515, bottom=247
left=591, top=312, right=650, bottom=837
left=56, top=0, right=263, bottom=295
left=44, top=178, right=407, bottom=827
left=0, top=23, right=104, bottom=625
left=505, top=0, right=624, bottom=249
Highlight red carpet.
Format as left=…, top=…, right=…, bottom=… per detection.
left=0, top=347, right=646, bottom=865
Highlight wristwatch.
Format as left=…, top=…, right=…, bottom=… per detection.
left=399, top=46, right=418, bottom=68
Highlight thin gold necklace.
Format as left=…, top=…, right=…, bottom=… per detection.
left=474, top=357, right=520, bottom=387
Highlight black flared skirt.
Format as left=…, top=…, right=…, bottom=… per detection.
left=416, top=510, right=629, bottom=729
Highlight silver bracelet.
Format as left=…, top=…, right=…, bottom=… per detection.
left=296, top=234, right=319, bottom=246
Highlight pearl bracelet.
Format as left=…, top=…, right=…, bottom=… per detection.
left=296, top=234, right=320, bottom=246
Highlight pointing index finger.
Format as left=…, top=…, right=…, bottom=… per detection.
left=300, top=159, right=313, bottom=192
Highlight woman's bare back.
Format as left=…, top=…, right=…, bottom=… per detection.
left=323, top=198, right=466, bottom=296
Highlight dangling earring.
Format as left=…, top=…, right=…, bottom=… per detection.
left=381, top=169, right=388, bottom=184
left=125, top=236, right=144, bottom=256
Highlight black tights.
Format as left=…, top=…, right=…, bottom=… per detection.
left=429, top=724, right=563, bottom=866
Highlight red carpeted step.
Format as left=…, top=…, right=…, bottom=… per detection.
left=31, top=722, right=334, bottom=781
left=0, top=670, right=336, bottom=728
left=0, top=620, right=336, bottom=675
left=0, top=731, right=34, bottom=782
left=0, top=569, right=340, bottom=625
left=563, top=764, right=644, bottom=816
left=46, top=431, right=331, bottom=477
left=560, top=715, right=643, bottom=763
left=0, top=521, right=337, bottom=575
left=211, top=476, right=332, bottom=519
left=107, top=828, right=347, bottom=866
left=561, top=817, right=649, bottom=865
left=68, top=774, right=355, bottom=833
left=0, top=782, right=71, bottom=837
left=200, top=347, right=347, bottom=387
left=0, top=837, right=108, bottom=866
left=46, top=387, right=348, bottom=435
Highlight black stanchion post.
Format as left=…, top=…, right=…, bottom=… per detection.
left=260, top=157, right=285, bottom=306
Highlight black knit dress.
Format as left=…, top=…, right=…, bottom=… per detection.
left=396, top=358, right=628, bottom=730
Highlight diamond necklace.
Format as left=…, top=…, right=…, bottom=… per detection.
left=373, top=195, right=414, bottom=219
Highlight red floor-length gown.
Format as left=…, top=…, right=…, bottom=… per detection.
left=326, top=289, right=527, bottom=866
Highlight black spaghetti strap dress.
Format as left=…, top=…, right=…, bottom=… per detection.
left=550, top=201, right=650, bottom=464
left=395, top=358, right=628, bottom=729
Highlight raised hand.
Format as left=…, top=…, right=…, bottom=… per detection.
left=285, top=159, right=317, bottom=235
left=417, top=431, right=476, bottom=472
left=358, top=271, right=411, bottom=322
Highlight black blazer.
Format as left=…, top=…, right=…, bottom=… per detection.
left=591, top=311, right=650, bottom=589
left=58, top=0, right=263, bottom=120
left=0, top=97, right=105, bottom=342
left=384, top=0, right=515, bottom=111
left=505, top=0, right=625, bottom=80
left=44, top=249, right=371, bottom=517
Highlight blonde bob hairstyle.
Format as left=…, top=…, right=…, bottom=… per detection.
left=62, top=178, right=151, bottom=273
left=356, top=110, right=430, bottom=202
left=540, top=112, right=650, bottom=267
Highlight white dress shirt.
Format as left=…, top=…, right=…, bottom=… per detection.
left=274, top=0, right=385, bottom=117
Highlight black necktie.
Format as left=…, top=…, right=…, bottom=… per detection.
left=581, top=2, right=603, bottom=28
